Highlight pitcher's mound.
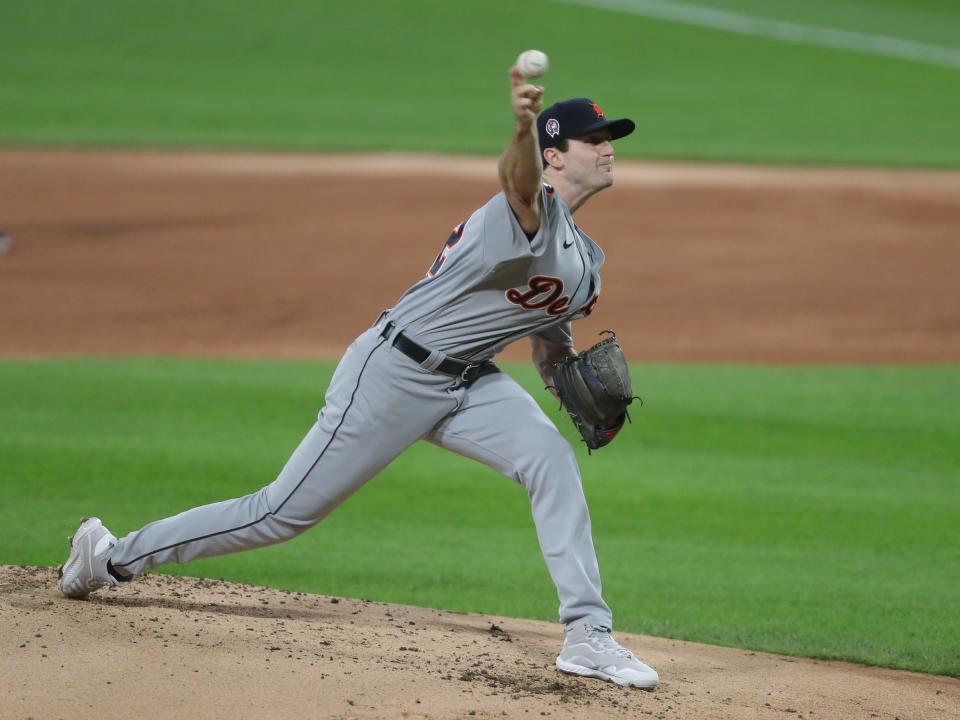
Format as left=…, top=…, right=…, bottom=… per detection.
left=2, top=565, right=955, bottom=719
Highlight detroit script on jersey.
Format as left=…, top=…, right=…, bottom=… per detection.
left=387, top=184, right=604, bottom=362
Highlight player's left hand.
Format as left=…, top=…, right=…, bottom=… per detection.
left=550, top=332, right=637, bottom=452
left=509, top=66, right=544, bottom=131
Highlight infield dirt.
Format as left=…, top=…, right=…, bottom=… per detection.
left=2, top=149, right=959, bottom=362
left=1, top=150, right=959, bottom=719
left=3, top=566, right=958, bottom=720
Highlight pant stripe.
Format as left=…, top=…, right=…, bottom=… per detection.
left=115, top=338, right=388, bottom=568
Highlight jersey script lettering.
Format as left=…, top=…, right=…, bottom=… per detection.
left=505, top=275, right=571, bottom=316
left=582, top=293, right=600, bottom=316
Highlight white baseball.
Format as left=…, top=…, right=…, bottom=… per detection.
left=516, top=49, right=549, bottom=79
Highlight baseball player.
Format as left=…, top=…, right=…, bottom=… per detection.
left=58, top=65, right=659, bottom=689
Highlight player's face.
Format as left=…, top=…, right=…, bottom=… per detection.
left=563, top=130, right=616, bottom=191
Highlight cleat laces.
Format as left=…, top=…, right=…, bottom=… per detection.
left=588, top=626, right=633, bottom=658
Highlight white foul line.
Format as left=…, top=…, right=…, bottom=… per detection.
left=552, top=0, right=960, bottom=70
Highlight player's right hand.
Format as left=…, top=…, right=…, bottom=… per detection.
left=509, top=66, right=543, bottom=131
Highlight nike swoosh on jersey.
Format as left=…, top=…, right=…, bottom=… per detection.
left=562, top=239, right=574, bottom=248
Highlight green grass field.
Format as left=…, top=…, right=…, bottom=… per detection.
left=1, top=0, right=959, bottom=165
left=1, top=359, right=957, bottom=676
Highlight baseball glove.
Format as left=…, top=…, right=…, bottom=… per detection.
left=550, top=331, right=638, bottom=452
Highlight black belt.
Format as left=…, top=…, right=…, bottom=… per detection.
left=379, top=321, right=498, bottom=386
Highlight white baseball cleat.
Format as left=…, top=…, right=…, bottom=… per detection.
left=556, top=622, right=660, bottom=689
left=57, top=517, right=127, bottom=599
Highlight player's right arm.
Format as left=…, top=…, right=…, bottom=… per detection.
left=497, top=66, right=544, bottom=236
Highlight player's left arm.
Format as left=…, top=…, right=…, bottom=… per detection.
left=532, top=333, right=575, bottom=393
left=498, top=66, right=544, bottom=236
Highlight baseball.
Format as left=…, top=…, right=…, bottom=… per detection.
left=516, top=49, right=549, bottom=79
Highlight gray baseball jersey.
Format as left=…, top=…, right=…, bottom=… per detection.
left=390, top=184, right=604, bottom=360
left=109, top=182, right=615, bottom=631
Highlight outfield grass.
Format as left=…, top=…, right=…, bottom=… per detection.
left=1, top=358, right=957, bottom=676
left=688, top=0, right=960, bottom=47
left=1, top=0, right=959, bottom=165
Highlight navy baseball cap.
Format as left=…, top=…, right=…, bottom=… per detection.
left=537, top=98, right=635, bottom=150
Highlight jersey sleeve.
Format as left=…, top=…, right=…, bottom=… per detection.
left=481, top=184, right=559, bottom=268
left=532, top=320, right=574, bottom=348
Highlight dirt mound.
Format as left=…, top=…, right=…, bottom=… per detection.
left=2, top=565, right=956, bottom=719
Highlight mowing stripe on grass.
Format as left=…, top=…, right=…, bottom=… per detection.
left=554, top=0, right=960, bottom=70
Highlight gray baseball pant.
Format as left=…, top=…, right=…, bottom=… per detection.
left=110, top=323, right=613, bottom=628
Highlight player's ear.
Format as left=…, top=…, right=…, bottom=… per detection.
left=543, top=147, right=564, bottom=171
